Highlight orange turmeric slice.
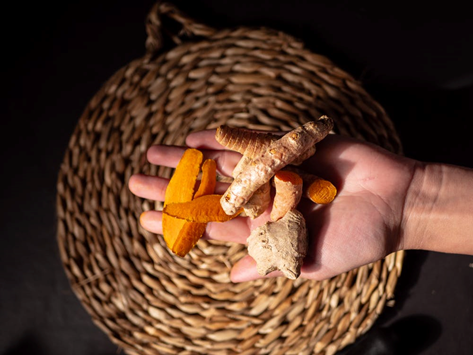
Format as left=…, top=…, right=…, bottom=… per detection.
left=164, top=195, right=242, bottom=223
left=171, top=159, right=217, bottom=257
left=194, top=159, right=217, bottom=199
left=162, top=148, right=203, bottom=249
left=306, top=177, right=337, bottom=204
left=285, top=166, right=337, bottom=205
left=172, top=223, right=208, bottom=257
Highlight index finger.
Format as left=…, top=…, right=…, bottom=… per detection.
left=186, top=129, right=224, bottom=150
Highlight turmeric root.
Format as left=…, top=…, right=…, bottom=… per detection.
left=221, top=116, right=334, bottom=215
left=270, top=171, right=303, bottom=221
left=216, top=126, right=316, bottom=168
left=216, top=125, right=319, bottom=219
left=242, top=181, right=271, bottom=219
left=162, top=149, right=203, bottom=249
left=164, top=195, right=241, bottom=223
left=247, top=209, right=307, bottom=279
left=231, top=155, right=252, bottom=178
left=171, top=159, right=217, bottom=257
left=215, top=126, right=278, bottom=159
left=217, top=128, right=272, bottom=219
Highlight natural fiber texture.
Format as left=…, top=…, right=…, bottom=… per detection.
left=57, top=2, right=404, bottom=354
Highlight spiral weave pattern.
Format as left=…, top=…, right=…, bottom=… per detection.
left=57, top=2, right=404, bottom=354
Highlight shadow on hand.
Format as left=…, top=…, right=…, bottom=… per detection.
left=339, top=314, right=442, bottom=355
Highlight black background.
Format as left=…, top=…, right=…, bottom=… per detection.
left=1, top=1, right=472, bottom=354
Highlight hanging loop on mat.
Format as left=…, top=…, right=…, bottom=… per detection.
left=145, top=1, right=217, bottom=54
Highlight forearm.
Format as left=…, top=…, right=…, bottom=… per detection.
left=402, top=162, right=473, bottom=254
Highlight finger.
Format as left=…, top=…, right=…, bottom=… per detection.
left=140, top=210, right=163, bottom=234
left=204, top=218, right=249, bottom=244
left=186, top=129, right=223, bottom=150
left=129, top=174, right=230, bottom=201
left=147, top=145, right=186, bottom=168
left=230, top=255, right=283, bottom=282
left=129, top=174, right=169, bottom=201
left=147, top=145, right=241, bottom=176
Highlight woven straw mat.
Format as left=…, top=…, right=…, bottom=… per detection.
left=56, top=2, right=405, bottom=355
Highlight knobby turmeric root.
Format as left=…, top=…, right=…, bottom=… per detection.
left=216, top=126, right=278, bottom=159
left=214, top=117, right=337, bottom=279
left=164, top=195, right=242, bottom=223
left=220, top=116, right=334, bottom=215
left=216, top=126, right=316, bottom=167
left=247, top=209, right=308, bottom=279
left=216, top=125, right=319, bottom=219
left=242, top=181, right=271, bottom=219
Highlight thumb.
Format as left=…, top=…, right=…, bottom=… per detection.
left=230, top=255, right=283, bottom=282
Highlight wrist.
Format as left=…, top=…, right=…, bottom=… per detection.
left=399, top=160, right=434, bottom=251
left=400, top=161, right=473, bottom=254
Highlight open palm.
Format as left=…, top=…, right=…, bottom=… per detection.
left=129, top=131, right=416, bottom=282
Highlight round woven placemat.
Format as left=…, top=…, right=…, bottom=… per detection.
left=57, top=2, right=405, bottom=355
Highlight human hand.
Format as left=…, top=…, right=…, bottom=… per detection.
left=128, top=131, right=417, bottom=282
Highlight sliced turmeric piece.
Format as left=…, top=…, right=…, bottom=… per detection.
left=194, top=159, right=217, bottom=199
left=172, top=222, right=207, bottom=257
left=285, top=166, right=337, bottom=204
left=162, top=149, right=203, bottom=249
left=164, top=195, right=241, bottom=223
left=171, top=159, right=217, bottom=257
left=306, top=177, right=337, bottom=204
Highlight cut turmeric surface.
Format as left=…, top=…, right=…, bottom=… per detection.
left=194, top=159, right=217, bottom=199
left=172, top=219, right=207, bottom=257
left=170, top=158, right=217, bottom=257
left=306, top=177, right=337, bottom=204
left=162, top=149, right=203, bottom=250
left=164, top=195, right=242, bottom=223
left=286, top=166, right=337, bottom=204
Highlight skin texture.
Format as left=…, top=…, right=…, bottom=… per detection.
left=129, top=130, right=473, bottom=282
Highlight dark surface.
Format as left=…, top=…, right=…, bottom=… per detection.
left=1, top=1, right=472, bottom=354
